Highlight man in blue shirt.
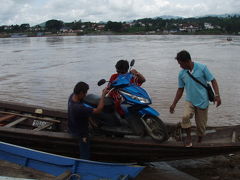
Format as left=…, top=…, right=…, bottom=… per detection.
left=68, top=81, right=107, bottom=159
left=170, top=50, right=221, bottom=147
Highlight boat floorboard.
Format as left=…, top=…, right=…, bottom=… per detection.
left=0, top=160, right=55, bottom=180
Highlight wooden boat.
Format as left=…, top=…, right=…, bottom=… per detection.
left=0, top=100, right=240, bottom=163
left=10, top=33, right=28, bottom=38
left=0, top=141, right=143, bottom=180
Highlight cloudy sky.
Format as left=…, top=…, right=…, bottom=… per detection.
left=1, top=0, right=240, bottom=26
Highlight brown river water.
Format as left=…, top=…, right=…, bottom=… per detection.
left=0, top=35, right=240, bottom=126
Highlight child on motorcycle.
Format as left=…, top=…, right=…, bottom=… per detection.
left=108, top=60, right=146, bottom=117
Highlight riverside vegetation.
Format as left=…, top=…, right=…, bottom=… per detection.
left=0, top=15, right=240, bottom=37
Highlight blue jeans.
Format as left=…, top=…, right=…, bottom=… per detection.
left=79, top=137, right=90, bottom=160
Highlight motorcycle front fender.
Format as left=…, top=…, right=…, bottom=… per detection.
left=139, top=107, right=160, bottom=117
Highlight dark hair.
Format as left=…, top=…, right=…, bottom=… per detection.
left=175, top=50, right=191, bottom=62
left=115, top=60, right=129, bottom=73
left=73, top=81, right=89, bottom=94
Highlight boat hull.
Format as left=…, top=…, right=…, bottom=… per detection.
left=1, top=101, right=240, bottom=163
left=0, top=141, right=143, bottom=180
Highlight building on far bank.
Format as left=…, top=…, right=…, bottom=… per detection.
left=204, top=23, right=214, bottom=29
left=178, top=23, right=201, bottom=33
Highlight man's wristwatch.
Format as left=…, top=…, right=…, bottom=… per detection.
left=215, top=94, right=220, bottom=97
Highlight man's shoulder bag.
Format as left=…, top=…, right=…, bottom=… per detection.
left=187, top=71, right=215, bottom=102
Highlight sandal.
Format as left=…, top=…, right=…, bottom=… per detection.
left=185, top=142, right=193, bottom=147
left=184, top=137, right=192, bottom=147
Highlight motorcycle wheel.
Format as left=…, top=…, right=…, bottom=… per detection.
left=141, top=115, right=168, bottom=142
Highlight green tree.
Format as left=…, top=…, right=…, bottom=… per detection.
left=0, top=26, right=5, bottom=32
left=105, top=21, right=123, bottom=32
left=46, top=19, right=63, bottom=32
left=11, top=25, right=20, bottom=32
left=20, top=24, right=30, bottom=31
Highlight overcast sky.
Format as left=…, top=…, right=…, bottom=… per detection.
left=1, top=0, right=240, bottom=26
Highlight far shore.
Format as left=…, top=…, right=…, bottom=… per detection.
left=0, top=31, right=239, bottom=39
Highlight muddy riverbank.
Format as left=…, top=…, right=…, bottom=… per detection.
left=139, top=152, right=240, bottom=180
left=169, top=152, right=240, bottom=180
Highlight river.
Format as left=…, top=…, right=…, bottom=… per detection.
left=0, top=35, right=240, bottom=126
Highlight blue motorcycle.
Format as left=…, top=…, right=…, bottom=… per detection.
left=83, top=60, right=168, bottom=142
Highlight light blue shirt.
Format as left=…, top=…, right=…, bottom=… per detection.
left=178, top=62, right=214, bottom=109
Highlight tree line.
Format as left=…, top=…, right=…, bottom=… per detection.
left=0, top=15, right=240, bottom=35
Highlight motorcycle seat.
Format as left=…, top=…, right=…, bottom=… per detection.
left=84, top=94, right=114, bottom=107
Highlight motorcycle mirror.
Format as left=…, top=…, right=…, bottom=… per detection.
left=130, top=59, right=135, bottom=67
left=97, top=79, right=106, bottom=86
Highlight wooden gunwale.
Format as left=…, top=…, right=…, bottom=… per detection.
left=0, top=101, right=67, bottom=119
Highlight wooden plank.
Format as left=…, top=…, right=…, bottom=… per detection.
left=232, top=131, right=236, bottom=143
left=33, top=122, right=53, bottom=131
left=0, top=101, right=67, bottom=119
left=55, top=170, right=71, bottom=180
left=5, top=117, right=27, bottom=128
left=0, top=160, right=55, bottom=179
left=0, top=115, right=16, bottom=123
left=0, top=111, right=60, bottom=123
left=0, top=126, right=74, bottom=140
